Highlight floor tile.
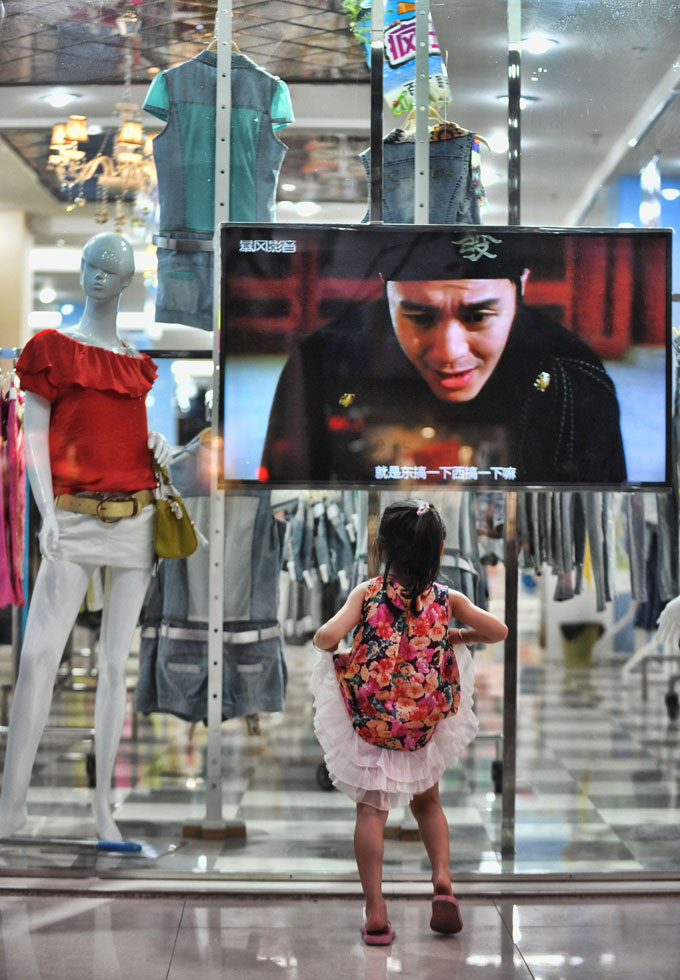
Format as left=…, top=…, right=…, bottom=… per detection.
left=495, top=896, right=680, bottom=930
left=169, top=899, right=533, bottom=980
left=3, top=621, right=680, bottom=880
left=512, top=921, right=680, bottom=980
left=0, top=896, right=183, bottom=980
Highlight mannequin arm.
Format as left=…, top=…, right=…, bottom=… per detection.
left=24, top=391, right=59, bottom=560
left=147, top=430, right=172, bottom=469
left=656, top=595, right=680, bottom=649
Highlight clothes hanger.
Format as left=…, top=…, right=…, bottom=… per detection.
left=206, top=37, right=240, bottom=52
left=400, top=104, right=490, bottom=149
left=400, top=104, right=455, bottom=136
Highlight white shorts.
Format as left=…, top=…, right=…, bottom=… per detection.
left=53, top=502, right=155, bottom=569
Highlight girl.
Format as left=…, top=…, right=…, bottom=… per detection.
left=311, top=498, right=508, bottom=944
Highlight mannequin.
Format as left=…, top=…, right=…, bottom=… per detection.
left=656, top=595, right=680, bottom=649
left=0, top=233, right=171, bottom=842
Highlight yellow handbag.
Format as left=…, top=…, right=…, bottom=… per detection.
left=154, top=465, right=198, bottom=559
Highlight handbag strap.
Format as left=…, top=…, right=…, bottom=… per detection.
left=153, top=462, right=182, bottom=502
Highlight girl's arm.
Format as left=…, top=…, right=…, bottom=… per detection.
left=313, top=581, right=369, bottom=652
left=448, top=590, right=508, bottom=646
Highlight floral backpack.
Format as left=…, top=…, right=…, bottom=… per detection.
left=333, top=576, right=461, bottom=751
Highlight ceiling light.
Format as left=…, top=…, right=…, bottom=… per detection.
left=60, top=303, right=74, bottom=315
left=43, top=91, right=79, bottom=109
left=296, top=201, right=321, bottom=217
left=47, top=26, right=155, bottom=231
left=497, top=94, right=540, bottom=111
left=488, top=132, right=509, bottom=154
left=480, top=165, right=501, bottom=187
left=38, top=287, right=57, bottom=304
left=49, top=124, right=67, bottom=151
left=522, top=34, right=558, bottom=56
left=281, top=183, right=297, bottom=192
left=662, top=188, right=680, bottom=201
left=65, top=115, right=88, bottom=143
left=118, top=120, right=143, bottom=147
left=639, top=200, right=661, bottom=225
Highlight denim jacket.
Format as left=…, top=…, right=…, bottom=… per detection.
left=143, top=50, right=293, bottom=330
left=135, top=438, right=287, bottom=721
left=360, top=130, right=483, bottom=224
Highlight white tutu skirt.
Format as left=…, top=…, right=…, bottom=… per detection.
left=310, top=642, right=479, bottom=811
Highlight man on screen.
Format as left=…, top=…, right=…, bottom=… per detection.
left=260, top=232, right=627, bottom=485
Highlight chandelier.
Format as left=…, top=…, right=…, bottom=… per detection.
left=47, top=10, right=156, bottom=230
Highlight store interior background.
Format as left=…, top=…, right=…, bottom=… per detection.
left=1, top=0, right=680, bottom=879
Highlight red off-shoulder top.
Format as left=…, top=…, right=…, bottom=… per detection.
left=15, top=329, right=158, bottom=495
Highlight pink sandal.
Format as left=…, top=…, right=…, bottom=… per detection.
left=361, top=921, right=395, bottom=945
left=361, top=907, right=395, bottom=945
left=430, top=895, right=463, bottom=934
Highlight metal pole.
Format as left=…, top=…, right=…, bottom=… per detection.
left=203, top=0, right=232, bottom=833
left=499, top=0, right=522, bottom=864
left=414, top=0, right=430, bottom=224
left=501, top=491, right=518, bottom=858
left=369, top=0, right=384, bottom=223
left=507, top=0, right=521, bottom=225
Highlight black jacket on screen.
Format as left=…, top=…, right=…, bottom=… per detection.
left=261, top=301, right=627, bottom=486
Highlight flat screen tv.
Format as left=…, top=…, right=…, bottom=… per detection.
left=219, top=223, right=671, bottom=489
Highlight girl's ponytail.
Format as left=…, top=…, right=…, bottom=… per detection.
left=378, top=499, right=446, bottom=614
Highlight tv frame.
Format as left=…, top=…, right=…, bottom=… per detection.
left=218, top=222, right=672, bottom=492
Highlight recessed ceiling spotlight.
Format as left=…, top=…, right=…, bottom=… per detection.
left=662, top=188, right=680, bottom=201
left=43, top=91, right=80, bottom=109
left=488, top=132, right=509, bottom=154
left=522, top=34, right=558, bottom=56
left=39, top=286, right=57, bottom=304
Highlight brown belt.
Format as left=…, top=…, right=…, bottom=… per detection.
left=54, top=489, right=155, bottom=523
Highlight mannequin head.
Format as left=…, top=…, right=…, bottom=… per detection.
left=80, top=233, right=135, bottom=300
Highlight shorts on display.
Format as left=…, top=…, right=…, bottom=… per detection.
left=53, top=504, right=155, bottom=569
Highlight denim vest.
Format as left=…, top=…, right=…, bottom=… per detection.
left=144, top=51, right=291, bottom=330
left=360, top=131, right=482, bottom=224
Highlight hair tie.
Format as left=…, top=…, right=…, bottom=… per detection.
left=416, top=502, right=430, bottom=516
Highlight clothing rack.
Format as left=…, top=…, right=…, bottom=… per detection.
left=0, top=349, right=24, bottom=690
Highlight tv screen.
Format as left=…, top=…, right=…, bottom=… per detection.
left=219, top=224, right=671, bottom=489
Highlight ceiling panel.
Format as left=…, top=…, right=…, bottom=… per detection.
left=1, top=0, right=680, bottom=230
left=0, top=0, right=366, bottom=86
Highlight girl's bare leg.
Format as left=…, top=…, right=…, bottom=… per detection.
left=354, top=801, right=390, bottom=931
left=409, top=782, right=453, bottom=895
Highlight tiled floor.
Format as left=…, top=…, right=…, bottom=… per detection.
left=1, top=583, right=680, bottom=879
left=1, top=891, right=680, bottom=979
left=2, top=579, right=680, bottom=975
